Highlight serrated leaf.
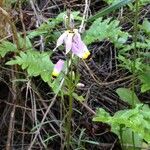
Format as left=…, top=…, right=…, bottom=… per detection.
left=118, top=55, right=144, bottom=73
left=7, top=49, right=65, bottom=94
left=93, top=104, right=150, bottom=143
left=119, top=40, right=150, bottom=54
left=84, top=17, right=129, bottom=47
left=28, top=29, right=48, bottom=39
left=116, top=88, right=140, bottom=106
left=6, top=50, right=54, bottom=79
left=6, top=59, right=17, bottom=65
left=18, top=34, right=33, bottom=50
left=0, top=41, right=17, bottom=57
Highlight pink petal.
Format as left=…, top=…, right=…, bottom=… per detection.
left=52, top=59, right=64, bottom=77
left=71, top=31, right=90, bottom=59
left=54, top=32, right=68, bottom=50
left=72, top=42, right=83, bottom=58
left=65, top=32, right=74, bottom=54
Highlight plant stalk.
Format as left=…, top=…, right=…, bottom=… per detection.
left=119, top=126, right=124, bottom=150
left=131, top=0, right=139, bottom=149
left=66, top=55, right=74, bottom=150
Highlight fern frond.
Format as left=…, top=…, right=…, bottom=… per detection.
left=6, top=50, right=67, bottom=93
left=6, top=50, right=54, bottom=81
left=84, top=17, right=129, bottom=47
left=0, top=41, right=17, bottom=57
left=119, top=40, right=150, bottom=54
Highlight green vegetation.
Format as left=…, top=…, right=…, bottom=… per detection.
left=0, top=0, right=150, bottom=149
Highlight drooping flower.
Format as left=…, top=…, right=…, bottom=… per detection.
left=54, top=29, right=90, bottom=59
left=71, top=29, right=90, bottom=59
left=52, top=59, right=64, bottom=77
left=52, top=29, right=91, bottom=77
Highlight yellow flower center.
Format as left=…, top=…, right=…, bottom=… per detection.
left=66, top=30, right=74, bottom=34
left=82, top=51, right=90, bottom=59
left=52, top=70, right=59, bottom=77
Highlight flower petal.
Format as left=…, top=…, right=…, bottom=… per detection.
left=52, top=59, right=64, bottom=77
left=65, top=32, right=74, bottom=54
left=72, top=31, right=90, bottom=59
left=79, top=40, right=90, bottom=59
left=54, top=32, right=68, bottom=51
left=71, top=42, right=83, bottom=58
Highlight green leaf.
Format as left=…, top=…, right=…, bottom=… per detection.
left=6, top=50, right=66, bottom=93
left=87, top=0, right=134, bottom=22
left=18, top=34, right=33, bottom=50
left=119, top=40, right=150, bottom=54
left=28, top=11, right=82, bottom=38
left=72, top=93, right=85, bottom=102
left=140, top=52, right=150, bottom=58
left=93, top=104, right=150, bottom=143
left=6, top=50, right=54, bottom=78
left=103, top=0, right=121, bottom=5
left=48, top=74, right=64, bottom=94
left=28, top=30, right=47, bottom=39
left=0, top=41, right=17, bottom=57
left=118, top=55, right=144, bottom=73
left=56, top=11, right=82, bottom=21
left=84, top=17, right=129, bottom=47
left=121, top=128, right=142, bottom=150
left=104, top=0, right=150, bottom=7
left=116, top=88, right=140, bottom=106
left=141, top=18, right=150, bottom=35
left=139, top=69, right=150, bottom=93
left=128, top=0, right=150, bottom=10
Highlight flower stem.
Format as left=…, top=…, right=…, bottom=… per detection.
left=131, top=0, right=139, bottom=149
left=66, top=91, right=73, bottom=149
left=66, top=55, right=74, bottom=150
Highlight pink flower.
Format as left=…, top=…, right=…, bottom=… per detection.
left=55, top=29, right=90, bottom=59
left=71, top=29, right=90, bottom=59
left=52, top=29, right=91, bottom=77
left=52, top=59, right=64, bottom=77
